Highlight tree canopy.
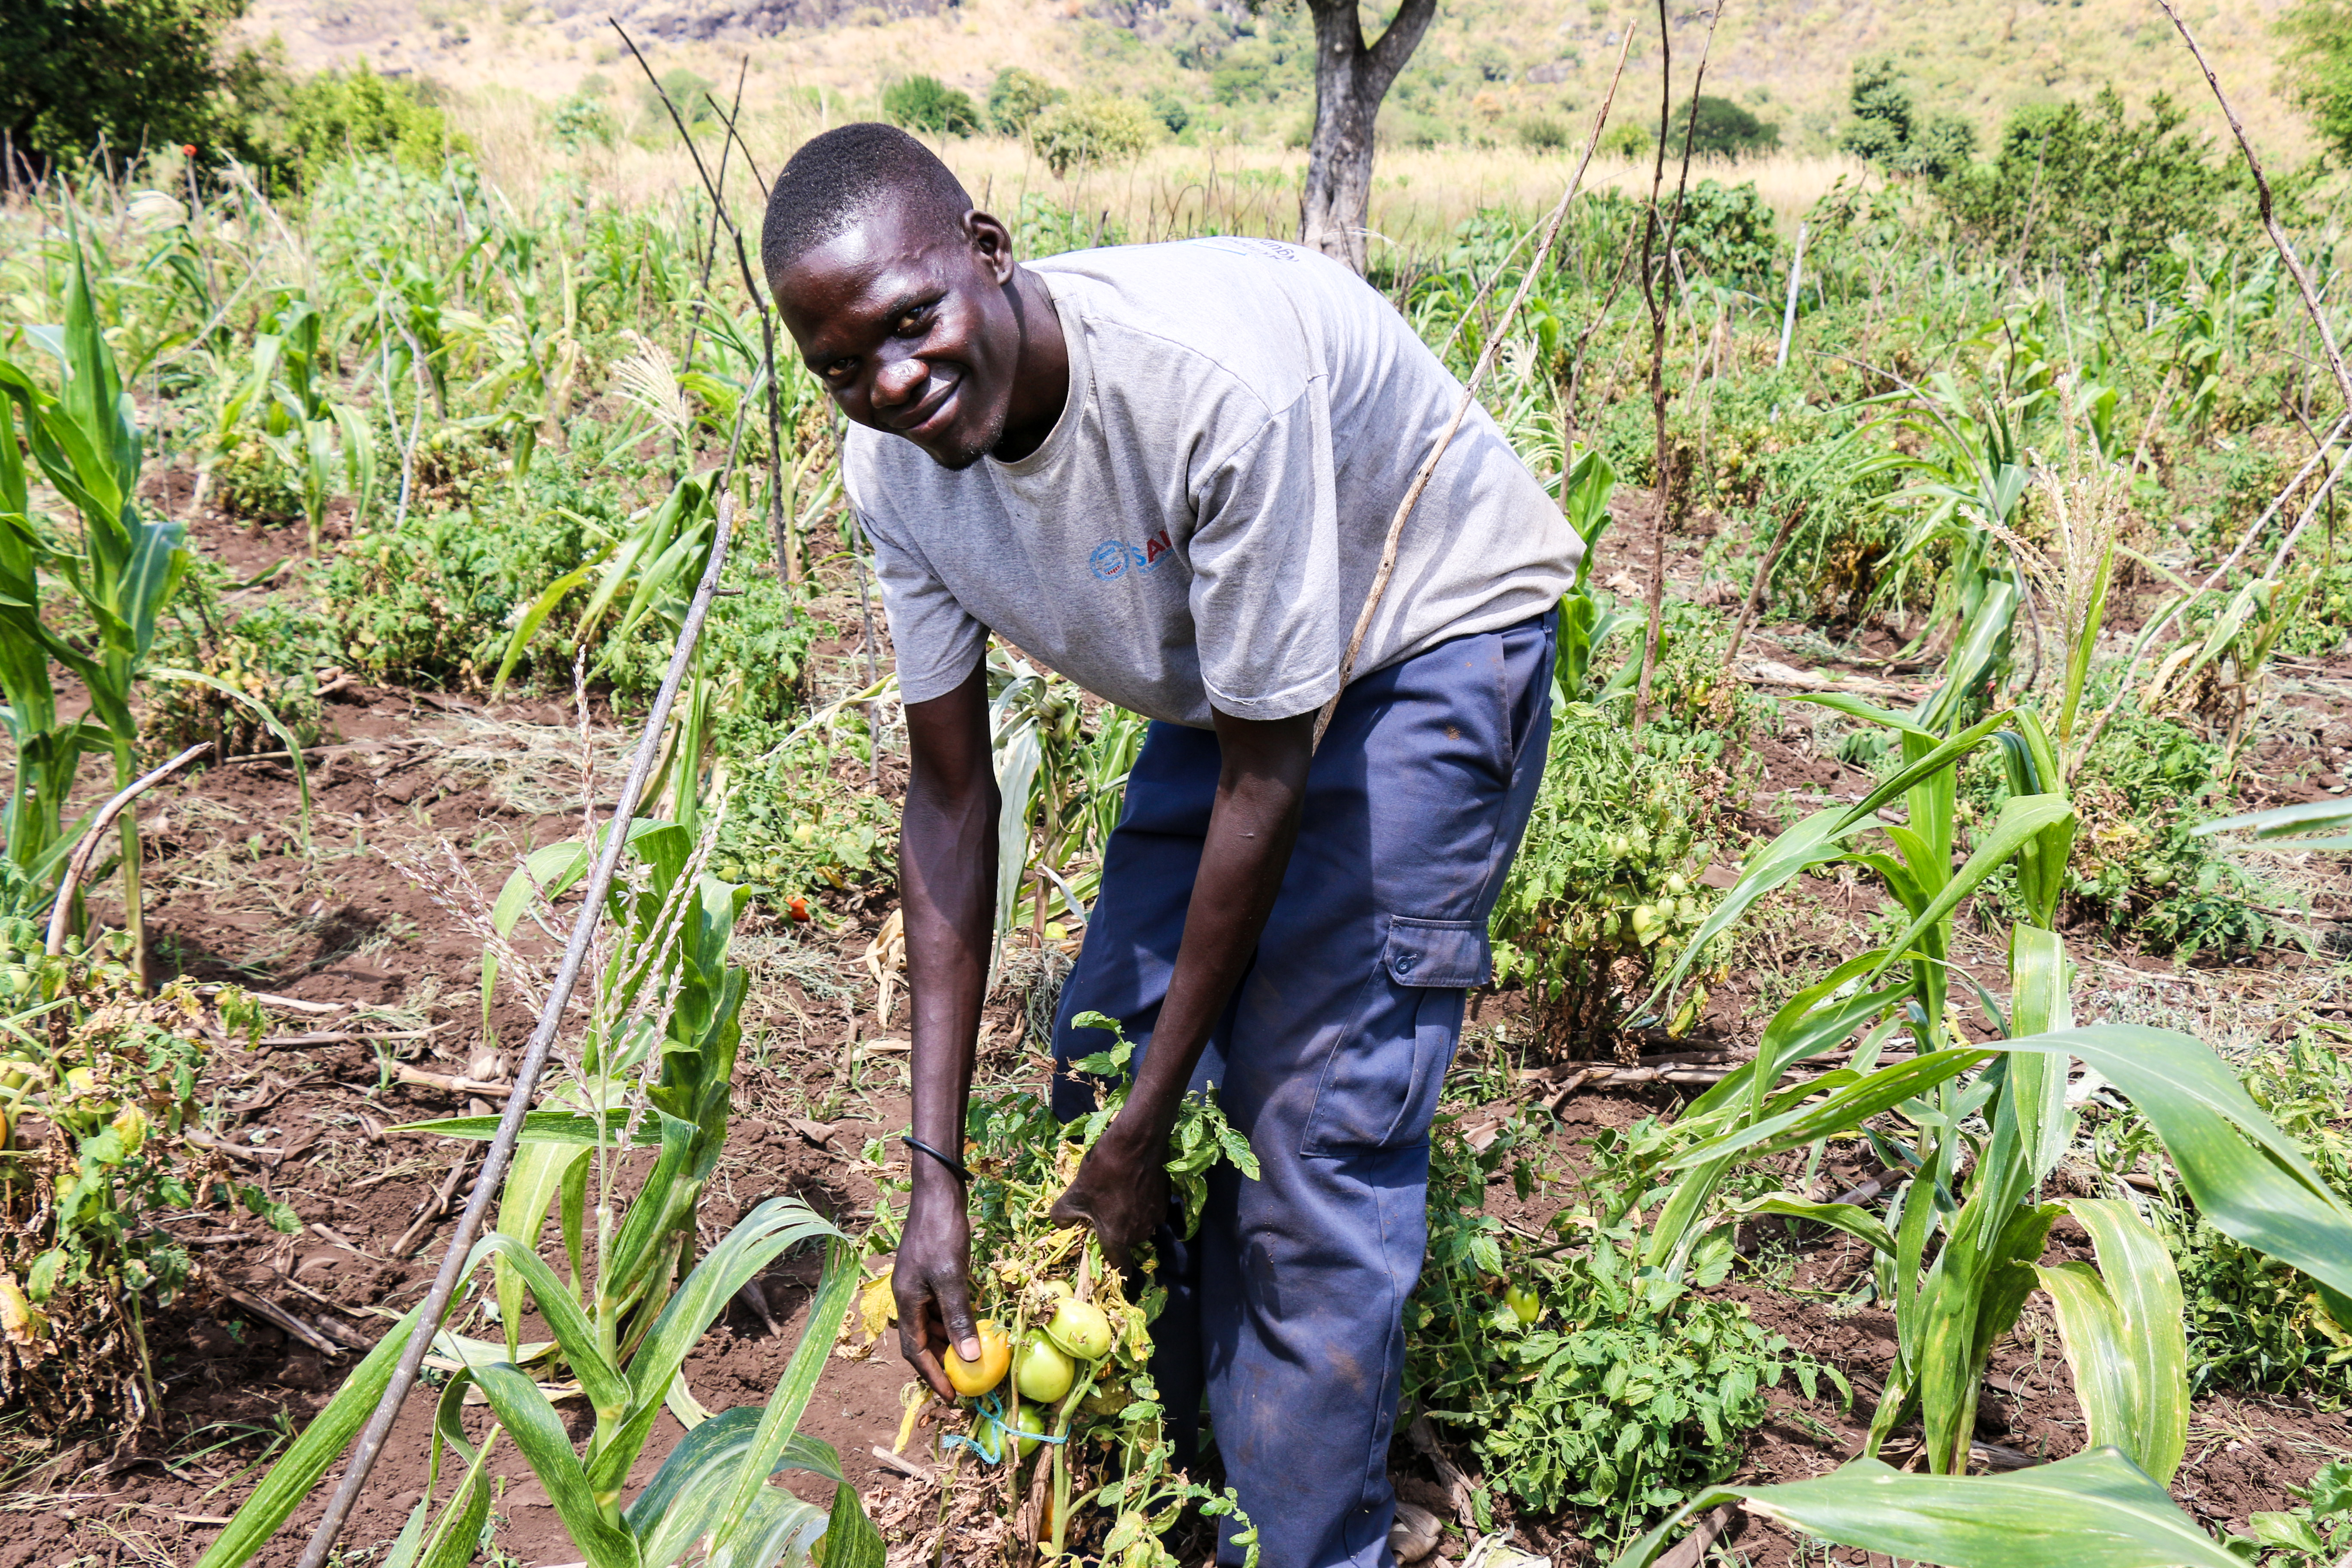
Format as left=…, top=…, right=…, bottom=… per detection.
left=1668, top=95, right=1780, bottom=160
left=2, top=0, right=266, bottom=173
left=2280, top=0, right=2352, bottom=161
left=1840, top=58, right=1975, bottom=181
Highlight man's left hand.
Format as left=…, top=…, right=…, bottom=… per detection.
left=1049, top=1115, right=1170, bottom=1273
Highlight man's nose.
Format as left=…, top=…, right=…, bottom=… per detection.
left=872, top=353, right=926, bottom=408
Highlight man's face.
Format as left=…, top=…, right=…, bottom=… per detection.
left=773, top=203, right=1023, bottom=471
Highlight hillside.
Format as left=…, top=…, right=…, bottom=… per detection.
left=240, top=0, right=2315, bottom=163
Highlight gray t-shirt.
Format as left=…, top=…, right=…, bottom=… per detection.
left=843, top=237, right=1580, bottom=729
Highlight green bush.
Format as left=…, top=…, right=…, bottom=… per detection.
left=1599, top=121, right=1650, bottom=158
left=1519, top=115, right=1570, bottom=151
left=1210, top=48, right=1276, bottom=105
left=882, top=74, right=980, bottom=137
left=265, top=64, right=456, bottom=188
left=1489, top=706, right=1715, bottom=1057
left=1937, top=87, right=2242, bottom=268
left=551, top=95, right=616, bottom=152
left=640, top=67, right=716, bottom=135
left=2279, top=0, right=2352, bottom=162
left=1671, top=178, right=1780, bottom=282
left=988, top=67, right=1063, bottom=135
left=1149, top=89, right=1192, bottom=135
left=1668, top=94, right=1779, bottom=160
left=1030, top=94, right=1156, bottom=175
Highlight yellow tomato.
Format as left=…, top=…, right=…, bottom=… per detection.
left=944, top=1318, right=1011, bottom=1397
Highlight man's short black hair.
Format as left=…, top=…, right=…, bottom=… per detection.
left=761, top=122, right=974, bottom=281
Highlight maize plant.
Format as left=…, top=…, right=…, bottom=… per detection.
left=496, top=469, right=733, bottom=834
left=1619, top=712, right=2352, bottom=1565
left=0, top=242, right=192, bottom=965
left=468, top=813, right=750, bottom=1355
left=220, top=295, right=379, bottom=549
left=198, top=1217, right=877, bottom=1568
left=201, top=812, right=885, bottom=1568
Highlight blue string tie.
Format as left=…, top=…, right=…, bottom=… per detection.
left=939, top=1390, right=1070, bottom=1465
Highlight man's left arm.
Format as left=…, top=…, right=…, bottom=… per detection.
left=1047, top=705, right=1314, bottom=1264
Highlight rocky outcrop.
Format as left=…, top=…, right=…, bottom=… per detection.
left=548, top=0, right=953, bottom=42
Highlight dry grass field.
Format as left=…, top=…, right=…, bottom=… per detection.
left=242, top=0, right=2317, bottom=202
left=450, top=81, right=1874, bottom=257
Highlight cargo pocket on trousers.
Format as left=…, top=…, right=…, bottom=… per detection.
left=1300, top=917, right=1492, bottom=1157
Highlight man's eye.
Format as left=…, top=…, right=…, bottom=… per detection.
left=894, top=306, right=932, bottom=336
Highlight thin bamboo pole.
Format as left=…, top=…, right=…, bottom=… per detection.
left=289, top=486, right=741, bottom=1568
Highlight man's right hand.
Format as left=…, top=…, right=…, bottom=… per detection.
left=894, top=1180, right=982, bottom=1400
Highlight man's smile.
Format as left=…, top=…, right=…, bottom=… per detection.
left=890, top=373, right=962, bottom=439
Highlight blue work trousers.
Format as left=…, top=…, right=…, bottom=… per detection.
left=1050, top=611, right=1556, bottom=1568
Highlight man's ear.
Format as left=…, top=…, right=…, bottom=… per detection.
left=966, top=210, right=1017, bottom=285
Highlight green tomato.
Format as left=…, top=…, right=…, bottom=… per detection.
left=1504, top=1283, right=1542, bottom=1325
left=1046, top=1298, right=1115, bottom=1362
left=1014, top=1332, right=1074, bottom=1403
left=1011, top=1401, right=1047, bottom=1461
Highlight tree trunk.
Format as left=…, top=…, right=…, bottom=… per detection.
left=1299, top=0, right=1438, bottom=273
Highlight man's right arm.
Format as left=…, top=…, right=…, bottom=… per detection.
left=893, top=659, right=997, bottom=1399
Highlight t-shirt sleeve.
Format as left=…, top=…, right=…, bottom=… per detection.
left=1183, top=378, right=1344, bottom=722
left=860, top=506, right=989, bottom=705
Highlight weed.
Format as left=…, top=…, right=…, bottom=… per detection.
left=1489, top=705, right=1715, bottom=1060
left=1405, top=1109, right=1833, bottom=1538
left=2226, top=1459, right=2352, bottom=1565
left=0, top=923, right=298, bottom=1435
left=150, top=593, right=338, bottom=759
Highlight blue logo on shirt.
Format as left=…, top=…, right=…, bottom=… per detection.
left=1089, top=531, right=1175, bottom=581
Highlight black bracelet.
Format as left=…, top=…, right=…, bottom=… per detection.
left=902, top=1134, right=974, bottom=1184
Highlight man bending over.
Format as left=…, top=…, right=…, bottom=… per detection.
left=762, top=122, right=1578, bottom=1568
